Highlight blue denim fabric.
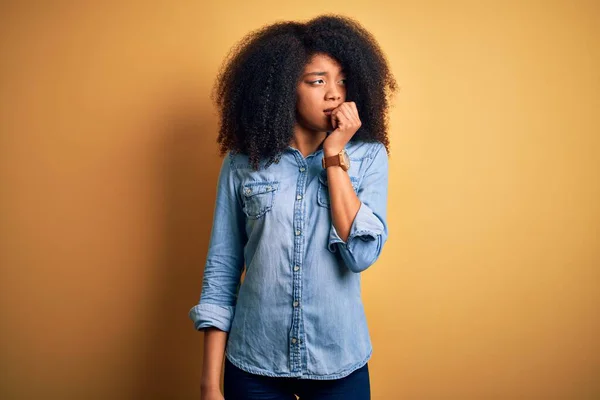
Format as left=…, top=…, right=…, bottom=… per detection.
left=189, top=140, right=389, bottom=380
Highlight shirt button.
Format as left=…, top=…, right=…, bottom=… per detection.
left=299, top=167, right=306, bottom=172
left=245, top=188, right=252, bottom=195
left=293, top=301, right=299, bottom=307
left=295, top=230, right=301, bottom=236
left=296, top=194, right=302, bottom=200
left=291, top=338, right=297, bottom=344
left=293, top=266, right=300, bottom=271
left=266, top=185, right=272, bottom=191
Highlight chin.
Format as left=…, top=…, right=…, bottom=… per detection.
left=320, top=120, right=334, bottom=131
left=306, top=122, right=330, bottom=133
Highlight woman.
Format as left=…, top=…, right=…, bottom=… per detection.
left=189, top=14, right=396, bottom=400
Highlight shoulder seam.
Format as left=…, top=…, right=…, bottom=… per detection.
left=367, top=141, right=385, bottom=160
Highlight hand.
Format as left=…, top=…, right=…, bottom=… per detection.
left=324, top=101, right=362, bottom=157
left=201, top=386, right=224, bottom=400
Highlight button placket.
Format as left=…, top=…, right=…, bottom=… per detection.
left=290, top=158, right=307, bottom=372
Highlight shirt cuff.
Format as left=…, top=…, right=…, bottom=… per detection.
left=327, top=202, right=385, bottom=253
left=189, top=303, right=235, bottom=332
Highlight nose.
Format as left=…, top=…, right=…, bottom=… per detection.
left=325, top=84, right=342, bottom=101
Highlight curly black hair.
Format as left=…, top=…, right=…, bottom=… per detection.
left=212, top=14, right=397, bottom=170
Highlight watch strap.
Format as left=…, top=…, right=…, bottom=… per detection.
left=322, top=150, right=349, bottom=171
left=322, top=153, right=342, bottom=168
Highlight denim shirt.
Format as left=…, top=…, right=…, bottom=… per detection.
left=188, top=140, right=389, bottom=380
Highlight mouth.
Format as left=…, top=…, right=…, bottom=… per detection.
left=323, top=108, right=335, bottom=116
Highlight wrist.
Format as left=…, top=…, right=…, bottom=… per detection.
left=201, top=380, right=220, bottom=391
left=323, top=147, right=344, bottom=158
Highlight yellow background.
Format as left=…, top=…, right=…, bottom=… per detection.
left=1, top=1, right=599, bottom=399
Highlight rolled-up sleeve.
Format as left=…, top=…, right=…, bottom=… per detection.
left=327, top=143, right=388, bottom=273
left=188, top=154, right=246, bottom=332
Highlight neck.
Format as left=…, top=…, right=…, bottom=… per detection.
left=290, top=123, right=327, bottom=158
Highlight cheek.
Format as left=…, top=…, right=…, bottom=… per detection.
left=295, top=101, right=311, bottom=123
left=296, top=94, right=319, bottom=117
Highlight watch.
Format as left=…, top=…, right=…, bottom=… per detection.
left=322, top=149, right=350, bottom=171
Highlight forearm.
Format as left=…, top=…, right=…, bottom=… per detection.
left=326, top=163, right=361, bottom=242
left=201, top=327, right=228, bottom=390
left=323, top=144, right=388, bottom=273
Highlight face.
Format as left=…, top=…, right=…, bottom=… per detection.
left=295, top=53, right=347, bottom=133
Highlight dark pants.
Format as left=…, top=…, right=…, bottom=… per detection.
left=223, top=358, right=370, bottom=400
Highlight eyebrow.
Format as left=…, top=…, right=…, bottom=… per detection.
left=302, top=70, right=346, bottom=78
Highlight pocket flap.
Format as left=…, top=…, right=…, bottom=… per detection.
left=242, top=182, right=279, bottom=197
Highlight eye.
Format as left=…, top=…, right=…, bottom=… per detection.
left=339, top=79, right=347, bottom=85
left=308, top=79, right=325, bottom=85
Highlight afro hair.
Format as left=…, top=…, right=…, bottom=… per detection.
left=212, top=14, right=397, bottom=170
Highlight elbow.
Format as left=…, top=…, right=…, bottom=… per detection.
left=345, top=252, right=378, bottom=273
left=189, top=303, right=236, bottom=332
left=340, top=236, right=384, bottom=273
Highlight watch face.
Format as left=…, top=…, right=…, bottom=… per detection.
left=341, top=150, right=350, bottom=170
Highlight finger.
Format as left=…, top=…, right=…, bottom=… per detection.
left=335, top=106, right=351, bottom=122
left=338, top=104, right=357, bottom=126
left=331, top=108, right=346, bottom=128
left=349, top=102, right=360, bottom=121
left=344, top=102, right=360, bottom=125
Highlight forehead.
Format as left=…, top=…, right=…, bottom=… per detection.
left=303, top=53, right=344, bottom=73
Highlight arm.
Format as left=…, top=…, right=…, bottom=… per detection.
left=201, top=328, right=228, bottom=393
left=325, top=162, right=361, bottom=243
left=188, top=154, right=246, bottom=388
left=325, top=143, right=389, bottom=273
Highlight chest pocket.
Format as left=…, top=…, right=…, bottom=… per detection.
left=241, top=181, right=279, bottom=219
left=317, top=172, right=360, bottom=209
